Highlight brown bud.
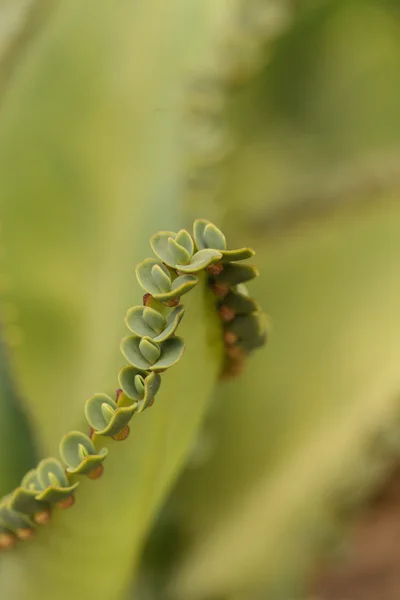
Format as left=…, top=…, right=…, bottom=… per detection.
left=34, top=509, right=52, bottom=525
left=112, top=425, right=130, bottom=441
left=210, top=283, right=229, bottom=298
left=206, top=262, right=224, bottom=276
left=87, top=464, right=104, bottom=480
left=163, top=297, right=180, bottom=307
left=221, top=357, right=245, bottom=380
left=16, top=528, right=35, bottom=541
left=88, top=427, right=95, bottom=440
left=115, top=388, right=123, bottom=402
left=57, top=495, right=75, bottom=510
left=226, top=345, right=245, bottom=360
left=143, top=293, right=153, bottom=306
left=0, top=532, right=16, bottom=550
left=219, top=305, right=236, bottom=322
left=224, top=330, right=238, bottom=346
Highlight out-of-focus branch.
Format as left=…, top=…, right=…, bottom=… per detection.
left=249, top=155, right=400, bottom=237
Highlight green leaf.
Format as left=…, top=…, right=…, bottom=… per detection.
left=85, top=393, right=138, bottom=436
left=177, top=249, right=222, bottom=273
left=151, top=230, right=193, bottom=267
left=125, top=305, right=185, bottom=341
left=136, top=259, right=199, bottom=302
left=59, top=432, right=108, bottom=475
left=34, top=458, right=78, bottom=503
left=118, top=368, right=161, bottom=413
left=0, top=327, right=37, bottom=496
left=121, top=335, right=185, bottom=371
left=0, top=275, right=222, bottom=600
left=215, top=263, right=258, bottom=285
left=169, top=200, right=400, bottom=600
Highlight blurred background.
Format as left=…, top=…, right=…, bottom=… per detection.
left=1, top=1, right=400, bottom=599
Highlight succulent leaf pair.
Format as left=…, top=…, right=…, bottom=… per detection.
left=136, top=258, right=198, bottom=304
left=59, top=432, right=108, bottom=476
left=85, top=394, right=137, bottom=437
left=150, top=228, right=222, bottom=272
left=121, top=335, right=184, bottom=371
left=11, top=459, right=78, bottom=510
left=119, top=367, right=161, bottom=413
left=193, top=219, right=254, bottom=262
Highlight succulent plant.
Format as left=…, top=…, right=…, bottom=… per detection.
left=125, top=305, right=185, bottom=341
left=150, top=229, right=222, bottom=272
left=59, top=432, right=108, bottom=477
left=193, top=218, right=254, bottom=262
left=85, top=393, right=138, bottom=437
left=120, top=335, right=185, bottom=372
left=29, top=459, right=79, bottom=505
left=0, top=2, right=398, bottom=600
left=136, top=258, right=199, bottom=304
left=118, top=367, right=161, bottom=413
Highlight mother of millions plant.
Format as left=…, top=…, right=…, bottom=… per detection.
left=1, top=1, right=400, bottom=600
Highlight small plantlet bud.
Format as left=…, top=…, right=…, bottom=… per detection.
left=210, top=283, right=229, bottom=298
left=224, top=330, right=238, bottom=346
left=226, top=345, right=245, bottom=360
left=112, top=425, right=130, bottom=441
left=221, top=357, right=244, bottom=380
left=163, top=298, right=180, bottom=307
left=16, top=528, right=35, bottom=541
left=57, top=495, right=75, bottom=510
left=87, top=464, right=104, bottom=480
left=206, top=262, right=224, bottom=276
left=143, top=293, right=153, bottom=306
left=88, top=427, right=95, bottom=440
left=0, top=532, right=16, bottom=550
left=34, top=509, right=52, bottom=525
left=219, top=305, right=236, bottom=322
left=115, top=388, right=123, bottom=402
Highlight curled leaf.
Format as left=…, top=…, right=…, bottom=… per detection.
left=193, top=218, right=254, bottom=262
left=125, top=305, right=185, bottom=342
left=215, top=262, right=258, bottom=286
left=85, top=393, right=137, bottom=437
left=136, top=258, right=198, bottom=302
left=121, top=335, right=185, bottom=371
left=118, top=367, right=161, bottom=413
left=34, top=458, right=78, bottom=503
left=59, top=432, right=108, bottom=476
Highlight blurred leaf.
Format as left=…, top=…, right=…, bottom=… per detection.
left=170, top=198, right=400, bottom=599
left=0, top=327, right=37, bottom=496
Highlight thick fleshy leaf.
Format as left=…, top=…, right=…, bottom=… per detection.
left=193, top=219, right=226, bottom=251
left=85, top=393, right=137, bottom=437
left=139, top=338, right=162, bottom=365
left=193, top=219, right=253, bottom=261
left=175, top=229, right=195, bottom=256
left=59, top=432, right=108, bottom=475
left=8, top=487, right=49, bottom=517
left=222, top=289, right=259, bottom=315
left=151, top=230, right=193, bottom=267
left=136, top=259, right=173, bottom=296
left=220, top=248, right=255, bottom=262
left=126, top=305, right=185, bottom=342
left=118, top=367, right=161, bottom=413
left=34, top=458, right=79, bottom=503
left=121, top=335, right=185, bottom=371
left=136, top=259, right=199, bottom=301
left=0, top=504, right=33, bottom=533
left=177, top=249, right=222, bottom=273
left=215, top=263, right=258, bottom=285
left=168, top=237, right=192, bottom=266
left=168, top=275, right=200, bottom=300
left=228, top=313, right=267, bottom=344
